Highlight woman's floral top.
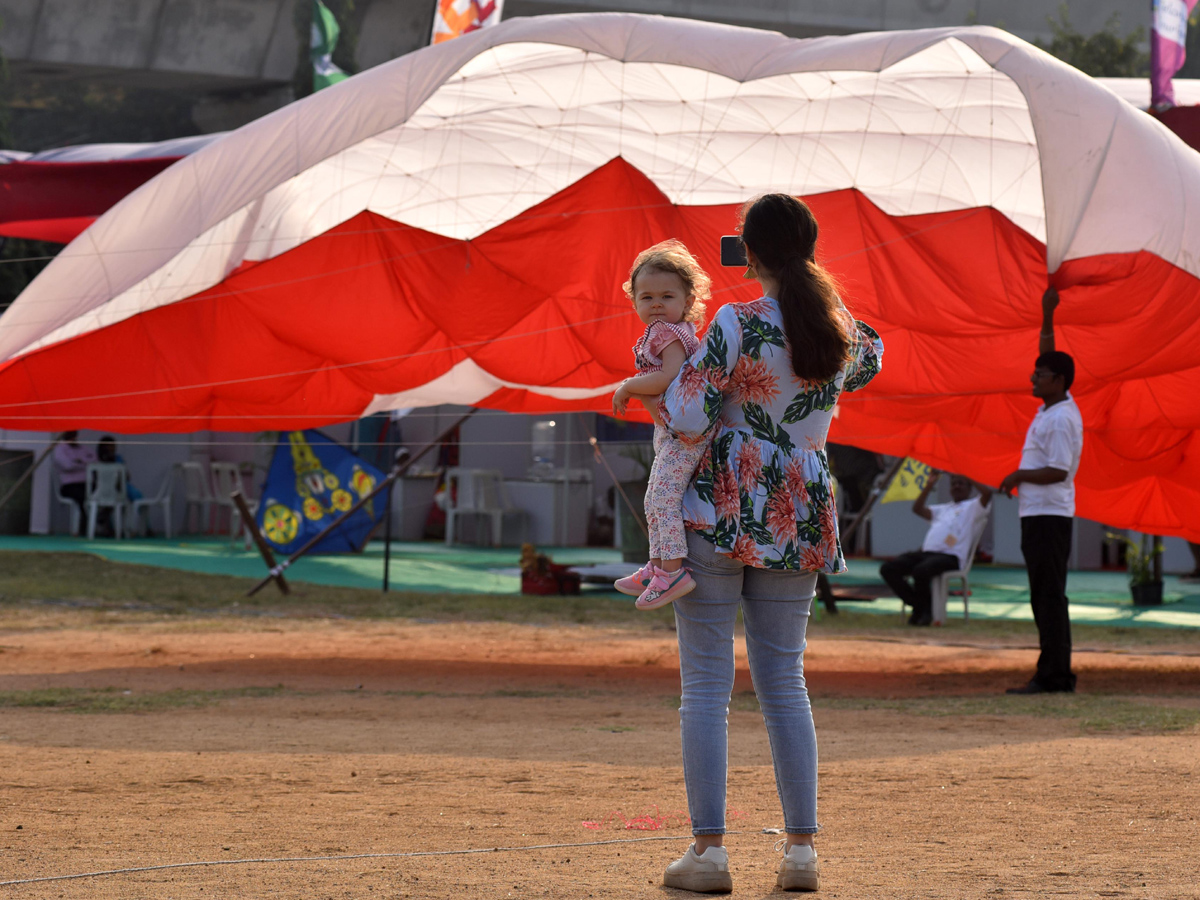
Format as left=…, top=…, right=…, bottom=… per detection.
left=661, top=296, right=884, bottom=573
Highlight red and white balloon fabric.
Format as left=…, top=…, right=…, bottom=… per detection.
left=1, top=15, right=1199, bottom=541
left=0, top=134, right=222, bottom=243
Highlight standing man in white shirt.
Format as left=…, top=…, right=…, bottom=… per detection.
left=880, top=472, right=992, bottom=626
left=999, top=287, right=1084, bottom=694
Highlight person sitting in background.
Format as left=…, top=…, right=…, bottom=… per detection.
left=97, top=436, right=142, bottom=502
left=879, top=472, right=992, bottom=626
left=95, top=436, right=143, bottom=537
left=51, top=431, right=95, bottom=525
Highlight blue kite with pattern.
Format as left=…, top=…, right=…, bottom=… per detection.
left=257, top=430, right=386, bottom=555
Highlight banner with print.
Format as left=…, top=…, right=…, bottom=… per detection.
left=257, top=430, right=386, bottom=555
left=311, top=0, right=349, bottom=90
left=431, top=0, right=503, bottom=44
left=880, top=457, right=934, bottom=504
left=1151, top=0, right=1200, bottom=109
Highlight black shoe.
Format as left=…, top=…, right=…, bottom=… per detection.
left=1006, top=681, right=1045, bottom=694
left=1006, top=680, right=1074, bottom=695
left=908, top=613, right=932, bottom=627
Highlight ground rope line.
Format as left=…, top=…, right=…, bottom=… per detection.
left=0, top=833, right=746, bottom=887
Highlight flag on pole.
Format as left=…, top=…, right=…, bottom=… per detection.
left=311, top=0, right=349, bottom=91
left=257, top=430, right=386, bottom=555
left=1151, top=0, right=1200, bottom=109
left=880, top=457, right=935, bottom=504
left=431, top=0, right=504, bottom=45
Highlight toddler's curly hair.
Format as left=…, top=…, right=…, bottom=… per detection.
left=622, top=240, right=710, bottom=325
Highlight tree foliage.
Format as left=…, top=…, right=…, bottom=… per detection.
left=1034, top=4, right=1149, bottom=78
left=0, top=240, right=59, bottom=314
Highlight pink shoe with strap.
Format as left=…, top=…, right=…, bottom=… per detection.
left=636, top=566, right=696, bottom=610
left=614, top=561, right=654, bottom=596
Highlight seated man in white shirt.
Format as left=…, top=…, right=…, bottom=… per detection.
left=879, top=472, right=992, bottom=626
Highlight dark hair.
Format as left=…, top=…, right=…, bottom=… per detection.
left=740, top=194, right=850, bottom=383
left=97, top=436, right=117, bottom=463
left=1035, top=351, right=1075, bottom=391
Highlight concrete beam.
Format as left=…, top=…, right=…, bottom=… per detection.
left=0, top=0, right=298, bottom=84
left=0, top=0, right=1153, bottom=89
left=504, top=0, right=1151, bottom=45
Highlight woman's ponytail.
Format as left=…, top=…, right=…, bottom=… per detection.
left=741, top=194, right=851, bottom=384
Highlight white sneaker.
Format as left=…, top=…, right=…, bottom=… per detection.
left=775, top=840, right=819, bottom=891
left=663, top=844, right=732, bottom=893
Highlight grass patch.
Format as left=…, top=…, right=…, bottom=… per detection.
left=818, top=694, right=1200, bottom=734
left=662, top=692, right=1200, bottom=733
left=0, top=685, right=290, bottom=713
left=0, top=550, right=673, bottom=626
left=808, top=604, right=1197, bottom=648
left=0, top=549, right=1193, bottom=649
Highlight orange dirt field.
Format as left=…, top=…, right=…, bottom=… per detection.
left=1, top=614, right=1198, bottom=899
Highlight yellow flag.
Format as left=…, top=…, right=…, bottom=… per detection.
left=881, top=457, right=934, bottom=503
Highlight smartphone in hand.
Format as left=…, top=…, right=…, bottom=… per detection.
left=720, top=235, right=747, bottom=267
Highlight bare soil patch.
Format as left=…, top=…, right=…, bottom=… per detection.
left=1, top=612, right=1198, bottom=899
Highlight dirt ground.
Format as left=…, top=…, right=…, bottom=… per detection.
left=1, top=612, right=1198, bottom=899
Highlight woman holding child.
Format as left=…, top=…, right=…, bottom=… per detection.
left=616, top=194, right=883, bottom=892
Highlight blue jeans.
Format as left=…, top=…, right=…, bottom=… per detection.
left=676, top=531, right=819, bottom=836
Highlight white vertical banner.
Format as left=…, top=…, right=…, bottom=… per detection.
left=431, top=0, right=504, bottom=45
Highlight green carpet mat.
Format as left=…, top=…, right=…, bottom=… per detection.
left=0, top=535, right=618, bottom=596
left=833, top=559, right=1200, bottom=630
left=1, top=536, right=1197, bottom=630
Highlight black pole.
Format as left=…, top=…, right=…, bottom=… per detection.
left=382, top=494, right=393, bottom=593
left=381, top=448, right=408, bottom=594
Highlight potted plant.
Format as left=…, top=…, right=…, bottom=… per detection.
left=1106, top=531, right=1164, bottom=606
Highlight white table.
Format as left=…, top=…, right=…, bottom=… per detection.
left=505, top=474, right=592, bottom=546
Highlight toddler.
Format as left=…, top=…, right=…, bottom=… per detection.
left=611, top=240, right=711, bottom=609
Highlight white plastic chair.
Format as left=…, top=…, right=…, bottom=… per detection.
left=51, top=465, right=82, bottom=536
left=84, top=462, right=127, bottom=540
left=210, top=462, right=257, bottom=541
left=131, top=470, right=173, bottom=538
left=444, top=468, right=529, bottom=547
left=179, top=461, right=215, bottom=533
left=930, top=510, right=991, bottom=625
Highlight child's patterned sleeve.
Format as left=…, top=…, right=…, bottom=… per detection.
left=843, top=319, right=884, bottom=393
left=646, top=322, right=682, bottom=359
left=661, top=305, right=741, bottom=440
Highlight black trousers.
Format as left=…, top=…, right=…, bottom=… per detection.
left=879, top=550, right=960, bottom=621
left=59, top=483, right=86, bottom=513
left=1021, top=515, right=1076, bottom=691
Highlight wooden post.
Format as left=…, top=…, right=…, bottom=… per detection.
left=233, top=490, right=289, bottom=595
left=0, top=438, right=59, bottom=515
left=839, top=455, right=906, bottom=549
left=573, top=414, right=648, bottom=539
